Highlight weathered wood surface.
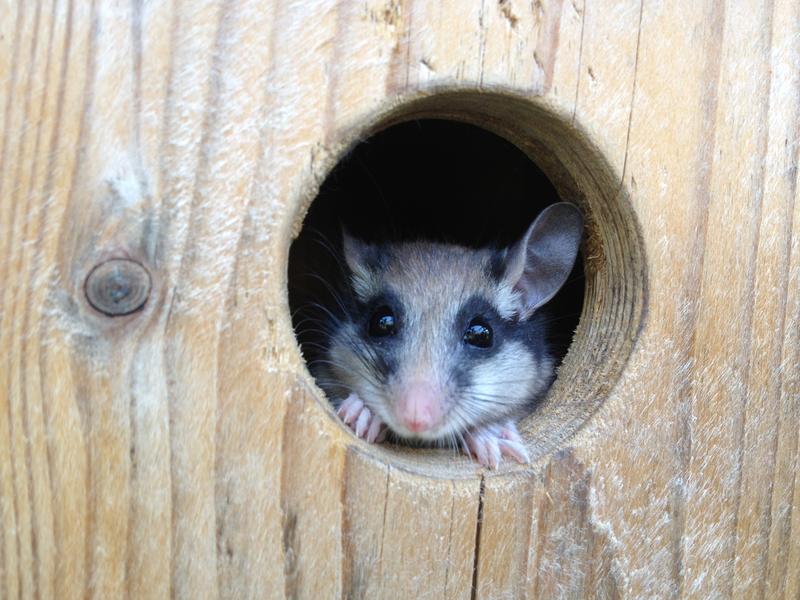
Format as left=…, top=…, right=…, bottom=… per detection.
left=1, top=1, right=798, bottom=598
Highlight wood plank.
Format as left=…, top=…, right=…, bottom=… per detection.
left=527, top=451, right=620, bottom=599
left=474, top=471, right=538, bottom=599
left=343, top=448, right=480, bottom=600
left=371, top=465, right=479, bottom=599
left=280, top=380, right=346, bottom=600
left=0, top=1, right=797, bottom=598
left=682, top=2, right=777, bottom=596
left=732, top=1, right=800, bottom=595
left=571, top=0, right=641, bottom=173
left=568, top=2, right=728, bottom=596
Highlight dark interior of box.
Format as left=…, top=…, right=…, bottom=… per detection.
left=289, top=119, right=585, bottom=372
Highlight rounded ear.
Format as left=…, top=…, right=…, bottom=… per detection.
left=503, top=202, right=584, bottom=318
left=341, top=229, right=385, bottom=301
left=341, top=228, right=368, bottom=275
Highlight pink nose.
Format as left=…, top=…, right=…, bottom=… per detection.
left=396, top=381, right=444, bottom=434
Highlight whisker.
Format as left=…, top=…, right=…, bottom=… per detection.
left=302, top=272, right=354, bottom=316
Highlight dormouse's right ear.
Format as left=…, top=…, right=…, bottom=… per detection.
left=341, top=229, right=384, bottom=301
left=502, top=202, right=584, bottom=319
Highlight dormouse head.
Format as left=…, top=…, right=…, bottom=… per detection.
left=330, top=202, right=583, bottom=443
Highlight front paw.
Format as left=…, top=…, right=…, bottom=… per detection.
left=336, top=393, right=387, bottom=443
left=463, top=420, right=530, bottom=468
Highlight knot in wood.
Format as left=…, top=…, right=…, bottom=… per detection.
left=85, top=259, right=151, bottom=317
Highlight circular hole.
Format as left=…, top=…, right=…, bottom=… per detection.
left=287, top=92, right=646, bottom=470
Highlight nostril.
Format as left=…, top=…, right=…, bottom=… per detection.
left=405, top=419, right=428, bottom=433
left=401, top=413, right=438, bottom=434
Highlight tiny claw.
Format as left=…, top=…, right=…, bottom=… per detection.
left=355, top=408, right=371, bottom=438
left=498, top=421, right=529, bottom=464
left=464, top=421, right=529, bottom=468
left=498, top=439, right=530, bottom=464
left=366, top=416, right=383, bottom=443
left=465, top=430, right=497, bottom=468
left=337, top=394, right=364, bottom=425
left=471, top=438, right=489, bottom=466
left=336, top=393, right=386, bottom=445
left=486, top=437, right=501, bottom=469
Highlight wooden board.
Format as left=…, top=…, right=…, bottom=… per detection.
left=1, top=1, right=798, bottom=598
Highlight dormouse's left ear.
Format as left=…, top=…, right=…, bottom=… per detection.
left=502, top=202, right=584, bottom=319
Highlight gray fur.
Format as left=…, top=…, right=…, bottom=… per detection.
left=320, top=205, right=583, bottom=447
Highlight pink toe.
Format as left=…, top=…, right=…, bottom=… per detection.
left=486, top=438, right=501, bottom=469
left=366, top=416, right=383, bottom=443
left=474, top=445, right=489, bottom=467
left=339, top=396, right=364, bottom=425
left=354, top=408, right=371, bottom=437
left=466, top=436, right=487, bottom=466
left=499, top=440, right=530, bottom=464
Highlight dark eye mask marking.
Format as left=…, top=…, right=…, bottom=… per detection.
left=355, top=290, right=403, bottom=379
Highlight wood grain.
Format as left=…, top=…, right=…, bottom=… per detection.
left=1, top=1, right=798, bottom=598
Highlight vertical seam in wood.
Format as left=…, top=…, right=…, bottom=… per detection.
left=529, top=458, right=552, bottom=598
left=126, top=378, right=138, bottom=597
left=540, top=0, right=565, bottom=94
left=570, top=0, right=586, bottom=124
left=404, top=0, right=414, bottom=89
left=22, top=0, right=55, bottom=260
left=147, top=2, right=224, bottom=593
left=377, top=465, right=391, bottom=587
left=673, top=3, right=726, bottom=595
left=130, top=0, right=148, bottom=206
left=168, top=0, right=228, bottom=299
left=3, top=353, right=21, bottom=600
left=40, top=0, right=74, bottom=206
left=34, top=1, right=65, bottom=592
left=38, top=1, right=76, bottom=593
left=62, top=0, right=101, bottom=590
left=765, top=82, right=800, bottom=594
left=279, top=400, right=291, bottom=600
left=0, top=5, right=27, bottom=595
left=321, top=1, right=346, bottom=144
left=339, top=450, right=350, bottom=600
left=0, top=2, right=25, bottom=276
left=469, top=475, right=485, bottom=600
left=729, top=3, right=777, bottom=596
left=0, top=409, right=4, bottom=600
left=16, top=2, right=46, bottom=595
left=210, top=2, right=283, bottom=591
left=775, top=120, right=800, bottom=594
left=762, top=309, right=794, bottom=596
left=206, top=2, right=260, bottom=595
left=162, top=282, right=178, bottom=600
left=442, top=487, right=456, bottom=597
left=618, top=0, right=644, bottom=190
left=477, top=0, right=487, bottom=87
left=124, top=3, right=145, bottom=594
left=152, top=0, right=182, bottom=266
left=519, top=475, right=534, bottom=600
left=778, top=445, right=799, bottom=593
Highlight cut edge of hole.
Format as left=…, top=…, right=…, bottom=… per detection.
left=283, top=87, right=648, bottom=479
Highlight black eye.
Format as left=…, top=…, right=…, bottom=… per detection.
left=369, top=305, right=397, bottom=337
left=463, top=317, right=492, bottom=348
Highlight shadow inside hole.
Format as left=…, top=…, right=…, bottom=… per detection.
left=289, top=119, right=585, bottom=432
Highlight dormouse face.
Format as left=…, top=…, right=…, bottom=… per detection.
left=328, top=203, right=583, bottom=444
